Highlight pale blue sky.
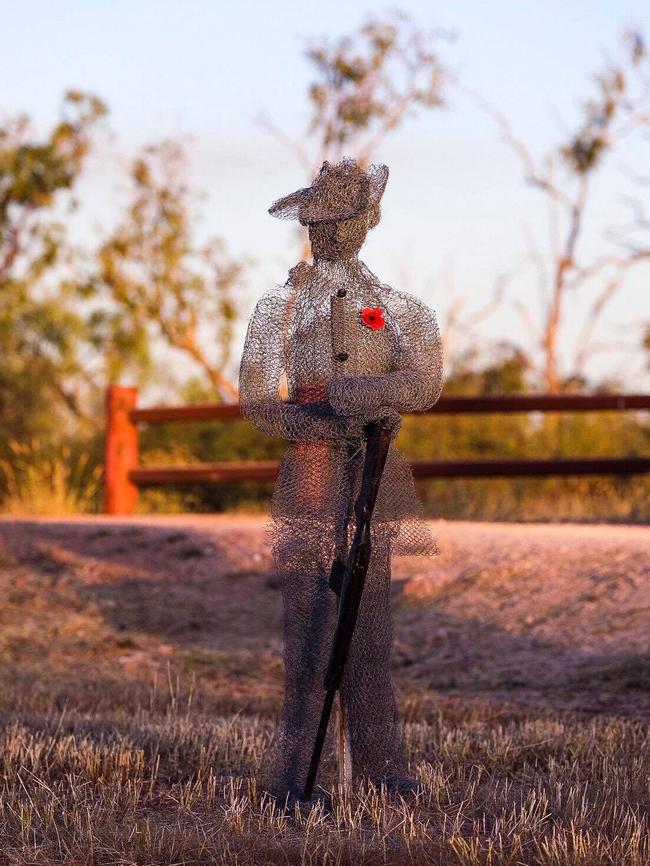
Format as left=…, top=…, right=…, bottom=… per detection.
left=2, top=0, right=649, bottom=390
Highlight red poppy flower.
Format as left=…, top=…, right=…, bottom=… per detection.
left=360, top=306, right=385, bottom=331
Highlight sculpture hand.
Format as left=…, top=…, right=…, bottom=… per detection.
left=335, top=407, right=402, bottom=443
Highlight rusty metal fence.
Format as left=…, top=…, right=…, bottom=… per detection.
left=103, top=385, right=650, bottom=514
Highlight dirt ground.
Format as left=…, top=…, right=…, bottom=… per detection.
left=1, top=515, right=649, bottom=865
left=1, top=515, right=648, bottom=719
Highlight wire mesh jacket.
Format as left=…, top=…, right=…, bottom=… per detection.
left=239, top=254, right=443, bottom=797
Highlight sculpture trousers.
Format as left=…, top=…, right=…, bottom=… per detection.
left=267, top=527, right=409, bottom=797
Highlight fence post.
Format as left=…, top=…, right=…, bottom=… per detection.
left=104, top=385, right=139, bottom=515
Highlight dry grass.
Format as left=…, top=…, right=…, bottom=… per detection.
left=2, top=693, right=648, bottom=865
left=0, top=517, right=648, bottom=865
left=0, top=441, right=102, bottom=516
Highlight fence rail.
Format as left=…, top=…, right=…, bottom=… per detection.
left=104, top=386, right=650, bottom=514
left=129, top=393, right=650, bottom=424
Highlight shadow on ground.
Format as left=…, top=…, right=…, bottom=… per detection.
left=0, top=516, right=648, bottom=719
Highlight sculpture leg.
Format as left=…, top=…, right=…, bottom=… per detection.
left=340, top=535, right=411, bottom=787
left=266, top=526, right=338, bottom=800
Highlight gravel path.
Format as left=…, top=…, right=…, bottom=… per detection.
left=1, top=515, right=648, bottom=717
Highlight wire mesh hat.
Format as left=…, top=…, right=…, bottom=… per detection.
left=269, top=157, right=389, bottom=225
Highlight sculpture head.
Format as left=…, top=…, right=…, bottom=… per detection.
left=307, top=212, right=377, bottom=260
left=269, top=157, right=388, bottom=261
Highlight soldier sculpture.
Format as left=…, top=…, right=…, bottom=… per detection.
left=239, top=158, right=443, bottom=803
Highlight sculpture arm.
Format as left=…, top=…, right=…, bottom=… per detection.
left=328, top=295, right=443, bottom=416
left=239, top=292, right=352, bottom=442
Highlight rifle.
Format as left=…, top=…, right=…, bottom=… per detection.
left=303, top=417, right=392, bottom=801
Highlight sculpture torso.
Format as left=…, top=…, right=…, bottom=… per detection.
left=284, top=258, right=399, bottom=399
left=239, top=255, right=442, bottom=555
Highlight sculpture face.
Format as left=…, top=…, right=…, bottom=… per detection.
left=308, top=213, right=370, bottom=261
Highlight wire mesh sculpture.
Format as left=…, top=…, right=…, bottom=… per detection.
left=239, top=158, right=443, bottom=803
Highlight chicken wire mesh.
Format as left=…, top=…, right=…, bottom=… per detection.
left=239, top=158, right=443, bottom=800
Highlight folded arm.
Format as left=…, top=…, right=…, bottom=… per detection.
left=328, top=294, right=443, bottom=417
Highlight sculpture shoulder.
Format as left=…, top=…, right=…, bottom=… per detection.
left=287, top=260, right=312, bottom=289
left=382, top=286, right=439, bottom=324
left=250, top=275, right=298, bottom=318
left=356, top=262, right=437, bottom=320
left=252, top=261, right=312, bottom=309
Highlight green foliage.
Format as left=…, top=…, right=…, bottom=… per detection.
left=561, top=32, right=646, bottom=174
left=306, top=11, right=449, bottom=162
left=0, top=91, right=106, bottom=450
left=388, top=348, right=650, bottom=521
left=0, top=99, right=249, bottom=509
left=92, top=141, right=245, bottom=400
left=443, top=344, right=530, bottom=396
left=0, top=91, right=106, bottom=209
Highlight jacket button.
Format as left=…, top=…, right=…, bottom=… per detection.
left=335, top=352, right=348, bottom=362
left=337, top=289, right=347, bottom=298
